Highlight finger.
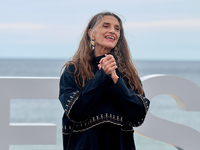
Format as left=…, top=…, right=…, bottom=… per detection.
left=103, top=63, right=117, bottom=74
left=106, top=65, right=117, bottom=74
left=102, top=58, right=117, bottom=69
left=98, top=64, right=102, bottom=70
left=105, top=54, right=113, bottom=59
left=103, top=59, right=116, bottom=69
left=103, top=54, right=114, bottom=62
left=99, top=57, right=105, bottom=64
left=102, top=55, right=115, bottom=63
left=106, top=56, right=116, bottom=65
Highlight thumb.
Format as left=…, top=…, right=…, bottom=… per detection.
left=98, top=64, right=102, bottom=70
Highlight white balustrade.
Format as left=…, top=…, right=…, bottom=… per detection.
left=136, top=75, right=200, bottom=150
left=0, top=75, right=200, bottom=150
left=0, top=77, right=58, bottom=150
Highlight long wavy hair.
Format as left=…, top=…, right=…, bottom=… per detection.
left=63, top=12, right=143, bottom=94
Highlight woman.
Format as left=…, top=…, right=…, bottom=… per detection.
left=59, top=12, right=150, bottom=150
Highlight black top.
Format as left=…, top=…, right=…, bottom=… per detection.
left=59, top=54, right=150, bottom=150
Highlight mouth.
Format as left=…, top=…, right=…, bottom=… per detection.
left=105, top=35, right=115, bottom=41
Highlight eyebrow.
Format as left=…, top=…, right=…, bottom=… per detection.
left=103, top=22, right=120, bottom=28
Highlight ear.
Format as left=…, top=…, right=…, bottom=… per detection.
left=88, top=29, right=94, bottom=40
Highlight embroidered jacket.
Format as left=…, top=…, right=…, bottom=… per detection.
left=59, top=55, right=150, bottom=150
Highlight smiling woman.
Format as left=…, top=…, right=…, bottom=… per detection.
left=59, top=12, right=150, bottom=150
left=88, top=15, right=120, bottom=57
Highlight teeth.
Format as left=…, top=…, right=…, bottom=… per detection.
left=106, top=36, right=114, bottom=40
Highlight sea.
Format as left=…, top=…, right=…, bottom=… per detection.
left=0, top=59, right=200, bottom=150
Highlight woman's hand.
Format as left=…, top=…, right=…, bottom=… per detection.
left=98, top=54, right=119, bottom=84
left=98, top=54, right=116, bottom=74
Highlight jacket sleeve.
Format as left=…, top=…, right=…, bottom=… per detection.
left=111, top=77, right=150, bottom=127
left=59, top=66, right=111, bottom=122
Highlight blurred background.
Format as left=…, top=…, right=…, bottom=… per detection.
left=1, top=0, right=200, bottom=60
left=0, top=0, right=200, bottom=149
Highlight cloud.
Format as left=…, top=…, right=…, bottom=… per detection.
left=0, top=23, right=46, bottom=29
left=124, top=19, right=200, bottom=30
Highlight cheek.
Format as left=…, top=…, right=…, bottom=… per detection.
left=116, top=34, right=120, bottom=40
left=96, top=35, right=105, bottom=43
left=116, top=35, right=120, bottom=43
left=117, top=34, right=120, bottom=42
left=96, top=32, right=105, bottom=40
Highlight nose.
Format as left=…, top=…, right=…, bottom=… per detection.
left=109, top=26, right=115, bottom=34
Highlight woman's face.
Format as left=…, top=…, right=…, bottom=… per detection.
left=91, top=15, right=120, bottom=52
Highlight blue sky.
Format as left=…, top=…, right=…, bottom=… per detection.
left=0, top=0, right=200, bottom=60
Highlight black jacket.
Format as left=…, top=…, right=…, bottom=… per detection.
left=59, top=55, right=150, bottom=150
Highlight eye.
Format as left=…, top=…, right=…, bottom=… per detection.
left=103, top=25, right=109, bottom=28
left=115, top=27, right=120, bottom=31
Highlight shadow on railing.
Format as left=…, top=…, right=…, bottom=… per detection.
left=0, top=76, right=200, bottom=150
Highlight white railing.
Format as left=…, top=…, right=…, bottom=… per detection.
left=0, top=75, right=200, bottom=150
left=0, top=77, right=58, bottom=150
left=138, top=75, right=200, bottom=150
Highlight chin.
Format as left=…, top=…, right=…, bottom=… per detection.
left=106, top=45, right=115, bottom=50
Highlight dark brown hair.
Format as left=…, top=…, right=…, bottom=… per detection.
left=62, top=12, right=143, bottom=94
